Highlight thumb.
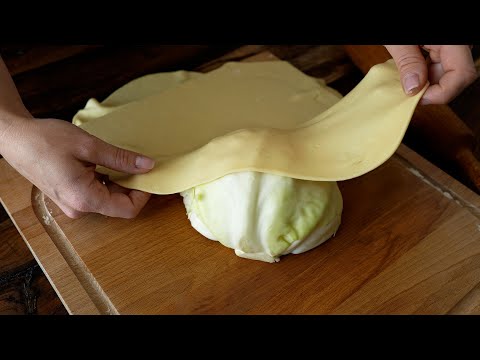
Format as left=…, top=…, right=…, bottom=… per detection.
left=385, top=45, right=428, bottom=96
left=78, top=135, right=156, bottom=174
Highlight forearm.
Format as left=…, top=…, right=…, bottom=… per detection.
left=0, top=56, right=32, bottom=154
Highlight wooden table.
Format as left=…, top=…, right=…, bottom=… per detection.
left=1, top=45, right=480, bottom=314
left=0, top=45, right=237, bottom=315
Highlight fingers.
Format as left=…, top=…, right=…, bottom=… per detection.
left=56, top=202, right=85, bottom=219
left=421, top=45, right=477, bottom=104
left=106, top=181, right=130, bottom=194
left=76, top=134, right=155, bottom=174
left=41, top=188, right=86, bottom=220
left=81, top=176, right=151, bottom=219
left=96, top=184, right=152, bottom=219
left=426, top=62, right=444, bottom=85
left=54, top=174, right=151, bottom=219
left=66, top=133, right=154, bottom=218
left=45, top=191, right=85, bottom=219
left=421, top=77, right=466, bottom=105
left=385, top=45, right=428, bottom=96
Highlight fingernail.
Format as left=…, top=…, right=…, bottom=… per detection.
left=403, top=73, right=420, bottom=95
left=135, top=156, right=155, bottom=170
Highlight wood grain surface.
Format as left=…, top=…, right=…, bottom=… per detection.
left=2, top=45, right=480, bottom=315
left=2, top=142, right=480, bottom=314
left=0, top=45, right=103, bottom=76
left=1, top=51, right=480, bottom=314
left=343, top=45, right=480, bottom=193
left=0, top=219, right=67, bottom=314
left=6, top=45, right=237, bottom=121
left=0, top=45, right=240, bottom=314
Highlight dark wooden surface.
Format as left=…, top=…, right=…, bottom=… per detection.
left=0, top=218, right=67, bottom=314
left=1, top=44, right=479, bottom=314
left=0, top=44, right=238, bottom=315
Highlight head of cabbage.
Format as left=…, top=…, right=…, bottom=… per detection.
left=181, top=172, right=343, bottom=263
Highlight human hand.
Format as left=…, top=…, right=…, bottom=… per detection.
left=0, top=117, right=155, bottom=219
left=385, top=45, right=477, bottom=105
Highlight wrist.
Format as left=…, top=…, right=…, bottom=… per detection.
left=0, top=113, right=33, bottom=156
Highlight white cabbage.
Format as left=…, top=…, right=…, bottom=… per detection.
left=181, top=172, right=343, bottom=263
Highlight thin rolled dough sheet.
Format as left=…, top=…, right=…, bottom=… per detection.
left=76, top=60, right=425, bottom=194
left=73, top=70, right=204, bottom=126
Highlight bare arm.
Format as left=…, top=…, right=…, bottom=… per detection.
left=0, top=57, right=32, bottom=147
left=0, top=56, right=155, bottom=219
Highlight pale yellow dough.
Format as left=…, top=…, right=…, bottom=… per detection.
left=73, top=70, right=204, bottom=126
left=76, top=60, right=425, bottom=194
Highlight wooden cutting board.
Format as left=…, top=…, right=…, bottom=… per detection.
left=1, top=53, right=480, bottom=315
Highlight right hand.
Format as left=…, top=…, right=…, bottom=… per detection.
left=385, top=45, right=477, bottom=105
left=0, top=117, right=155, bottom=219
